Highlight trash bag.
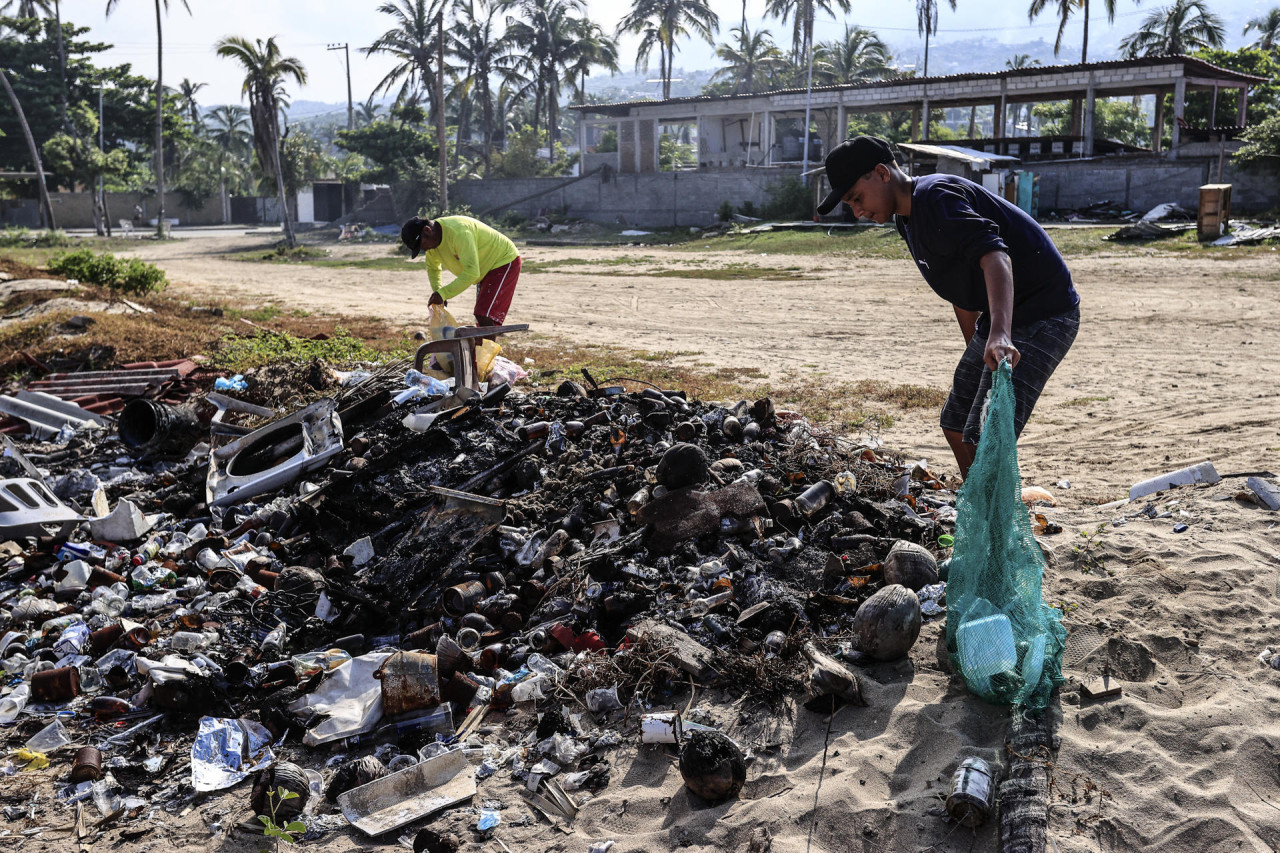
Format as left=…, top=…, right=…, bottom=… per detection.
left=428, top=303, right=459, bottom=373
left=427, top=303, right=501, bottom=380
left=945, top=361, right=1065, bottom=710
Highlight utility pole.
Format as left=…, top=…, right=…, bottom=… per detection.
left=799, top=0, right=815, bottom=189
left=327, top=43, right=354, bottom=131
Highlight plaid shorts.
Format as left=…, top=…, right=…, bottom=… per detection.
left=940, top=305, right=1080, bottom=444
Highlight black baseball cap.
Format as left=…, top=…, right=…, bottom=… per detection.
left=816, top=136, right=897, bottom=215
left=400, top=216, right=430, bottom=258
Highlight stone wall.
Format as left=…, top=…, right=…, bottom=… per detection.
left=1032, top=154, right=1280, bottom=214
left=452, top=168, right=803, bottom=228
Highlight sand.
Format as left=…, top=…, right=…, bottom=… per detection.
left=22, top=233, right=1277, bottom=853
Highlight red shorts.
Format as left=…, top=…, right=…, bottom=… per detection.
left=473, top=256, right=521, bottom=324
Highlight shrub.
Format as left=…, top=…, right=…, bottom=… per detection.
left=761, top=178, right=813, bottom=222
left=716, top=200, right=734, bottom=222
left=47, top=249, right=166, bottom=297
left=739, top=200, right=758, bottom=218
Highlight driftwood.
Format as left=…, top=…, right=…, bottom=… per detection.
left=999, top=709, right=1053, bottom=853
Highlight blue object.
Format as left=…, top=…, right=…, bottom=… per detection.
left=214, top=374, right=248, bottom=391
left=477, top=809, right=500, bottom=831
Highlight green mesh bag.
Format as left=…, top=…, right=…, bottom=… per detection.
left=945, top=361, right=1065, bottom=710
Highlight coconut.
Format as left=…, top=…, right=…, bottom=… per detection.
left=850, top=584, right=922, bottom=661
left=883, top=540, right=939, bottom=591
left=252, top=761, right=310, bottom=818
left=679, top=730, right=746, bottom=803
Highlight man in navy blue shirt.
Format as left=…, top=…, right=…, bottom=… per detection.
left=817, top=136, right=1080, bottom=478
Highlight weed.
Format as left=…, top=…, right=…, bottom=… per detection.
left=46, top=249, right=167, bottom=297
left=258, top=786, right=305, bottom=850
left=0, top=227, right=71, bottom=249
left=214, top=326, right=412, bottom=372
left=1072, top=522, right=1109, bottom=573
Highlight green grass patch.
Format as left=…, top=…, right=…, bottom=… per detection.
left=213, top=325, right=415, bottom=373
left=1061, top=395, right=1112, bottom=407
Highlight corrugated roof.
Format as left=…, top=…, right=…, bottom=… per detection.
left=897, top=143, right=1021, bottom=167
left=571, top=54, right=1265, bottom=115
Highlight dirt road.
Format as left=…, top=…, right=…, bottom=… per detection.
left=122, top=235, right=1280, bottom=503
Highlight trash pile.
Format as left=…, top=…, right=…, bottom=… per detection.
left=0, top=359, right=961, bottom=845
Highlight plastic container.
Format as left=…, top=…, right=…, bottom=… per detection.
left=25, top=718, right=72, bottom=753
left=957, top=614, right=1017, bottom=679
left=1020, top=633, right=1047, bottom=693
left=170, top=631, right=208, bottom=653
left=946, top=756, right=996, bottom=827
left=0, top=683, right=30, bottom=724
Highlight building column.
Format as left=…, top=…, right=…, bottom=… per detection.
left=1169, top=76, right=1186, bottom=159
left=1082, top=77, right=1096, bottom=157
left=1237, top=86, right=1249, bottom=125
left=910, top=107, right=920, bottom=141
left=836, top=102, right=846, bottom=144
left=1209, top=83, right=1219, bottom=128
left=577, top=117, right=587, bottom=174
left=634, top=118, right=642, bottom=173
left=1152, top=91, right=1164, bottom=154
left=762, top=111, right=772, bottom=165
left=921, top=95, right=931, bottom=141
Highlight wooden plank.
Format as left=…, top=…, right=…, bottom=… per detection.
left=625, top=620, right=717, bottom=681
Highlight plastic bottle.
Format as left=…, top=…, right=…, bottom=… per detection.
left=405, top=369, right=450, bottom=396
left=291, top=648, right=351, bottom=678
left=0, top=683, right=29, bottom=724
left=88, top=695, right=135, bottom=720
left=91, top=586, right=128, bottom=619
left=170, top=631, right=208, bottom=653
left=54, top=622, right=91, bottom=656
left=132, top=536, right=163, bottom=567
left=234, top=574, right=268, bottom=600
left=262, top=622, right=287, bottom=657
left=103, top=547, right=131, bottom=572
left=794, top=481, right=836, bottom=517
left=687, top=590, right=733, bottom=617
left=131, top=590, right=176, bottom=613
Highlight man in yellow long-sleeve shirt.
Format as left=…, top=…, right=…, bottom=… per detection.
left=400, top=215, right=521, bottom=328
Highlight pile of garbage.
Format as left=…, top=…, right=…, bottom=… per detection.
left=0, top=360, right=958, bottom=844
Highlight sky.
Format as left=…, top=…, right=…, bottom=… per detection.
left=79, top=0, right=1275, bottom=113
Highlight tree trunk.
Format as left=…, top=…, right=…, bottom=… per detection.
left=0, top=68, right=56, bottom=229
left=1081, top=0, right=1089, bottom=64
left=968, top=105, right=977, bottom=138
left=482, top=74, right=493, bottom=177
left=548, top=79, right=559, bottom=163
left=153, top=0, right=166, bottom=238
left=436, top=13, right=448, bottom=211
left=455, top=60, right=472, bottom=171
left=271, top=119, right=296, bottom=248
left=999, top=711, right=1052, bottom=853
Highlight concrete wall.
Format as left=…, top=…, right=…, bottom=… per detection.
left=453, top=168, right=803, bottom=228
left=1033, top=153, right=1280, bottom=214
left=46, top=192, right=229, bottom=229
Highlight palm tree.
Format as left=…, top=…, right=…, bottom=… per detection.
left=357, top=96, right=383, bottom=126
left=1027, top=0, right=1119, bottom=63
left=0, top=68, right=55, bottom=228
left=1120, top=0, right=1225, bottom=56
left=566, top=18, right=620, bottom=104
left=1242, top=7, right=1280, bottom=51
left=764, top=0, right=848, bottom=63
left=215, top=36, right=307, bottom=248
left=619, top=0, right=719, bottom=101
left=713, top=25, right=787, bottom=94
left=105, top=0, right=192, bottom=238
left=0, top=0, right=53, bottom=16
left=364, top=0, right=450, bottom=112
left=505, top=0, right=592, bottom=155
left=176, top=77, right=205, bottom=128
left=365, top=0, right=454, bottom=208
left=916, top=0, right=956, bottom=77
left=206, top=104, right=251, bottom=221
left=816, top=24, right=893, bottom=85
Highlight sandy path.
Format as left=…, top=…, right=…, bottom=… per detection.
left=123, top=236, right=1280, bottom=504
